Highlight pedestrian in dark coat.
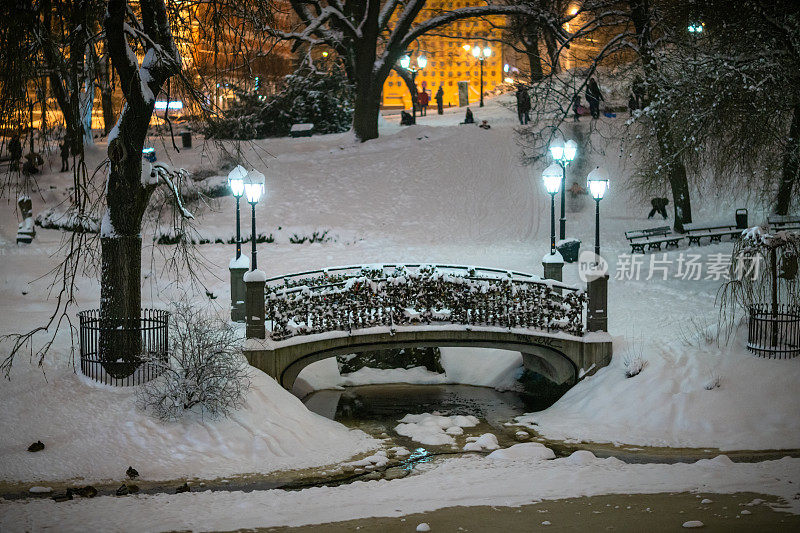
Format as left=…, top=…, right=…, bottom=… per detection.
left=60, top=140, right=70, bottom=172
left=435, top=86, right=444, bottom=115
left=572, top=94, right=582, bottom=122
left=463, top=107, right=475, bottom=124
left=418, top=89, right=429, bottom=116
left=515, top=86, right=531, bottom=125
left=8, top=135, right=22, bottom=171
left=585, top=78, right=604, bottom=119
left=400, top=110, right=414, bottom=126
left=648, top=197, right=669, bottom=219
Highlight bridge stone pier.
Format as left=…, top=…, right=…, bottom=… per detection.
left=242, top=264, right=612, bottom=391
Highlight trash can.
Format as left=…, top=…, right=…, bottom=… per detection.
left=736, top=208, right=748, bottom=229
left=181, top=131, right=192, bottom=148
left=557, top=239, right=581, bottom=263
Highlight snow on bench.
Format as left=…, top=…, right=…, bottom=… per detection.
left=289, top=123, right=314, bottom=137
left=683, top=220, right=743, bottom=245
left=768, top=214, right=800, bottom=232
left=625, top=226, right=683, bottom=254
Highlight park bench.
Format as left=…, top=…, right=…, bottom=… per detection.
left=625, top=226, right=683, bottom=253
left=683, top=221, right=743, bottom=245
left=290, top=123, right=314, bottom=137
left=768, top=214, right=800, bottom=233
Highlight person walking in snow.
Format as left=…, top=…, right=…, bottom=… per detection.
left=586, top=78, right=604, bottom=119
left=60, top=140, right=70, bottom=172
left=572, top=94, right=582, bottom=122
left=648, top=197, right=669, bottom=219
left=435, top=86, right=444, bottom=115
left=8, top=134, right=22, bottom=171
left=418, top=89, right=429, bottom=116
left=516, top=85, right=531, bottom=125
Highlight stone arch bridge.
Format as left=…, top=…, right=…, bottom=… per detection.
left=242, top=264, right=611, bottom=391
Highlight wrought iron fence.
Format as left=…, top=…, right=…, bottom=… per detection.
left=265, top=264, right=586, bottom=341
left=747, top=304, right=800, bottom=359
left=78, top=308, right=170, bottom=386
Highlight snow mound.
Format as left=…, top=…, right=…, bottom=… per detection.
left=0, top=359, right=377, bottom=483
left=463, top=433, right=500, bottom=452
left=563, top=450, right=598, bottom=465
left=395, top=413, right=479, bottom=446
left=487, top=442, right=556, bottom=461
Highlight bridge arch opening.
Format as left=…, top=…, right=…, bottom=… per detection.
left=283, top=339, right=578, bottom=395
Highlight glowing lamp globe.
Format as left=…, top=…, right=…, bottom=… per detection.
left=227, top=165, right=247, bottom=198
left=563, top=139, right=578, bottom=162
left=549, top=142, right=564, bottom=161
left=483, top=46, right=491, bottom=58
left=542, top=163, right=563, bottom=195
left=399, top=55, right=411, bottom=70
left=472, top=46, right=480, bottom=59
left=244, top=170, right=265, bottom=204
left=417, top=55, right=427, bottom=69
left=586, top=166, right=609, bottom=200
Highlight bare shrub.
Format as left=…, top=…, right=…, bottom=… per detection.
left=137, top=302, right=250, bottom=421
left=678, top=316, right=718, bottom=347
left=704, top=373, right=722, bottom=391
left=622, top=342, right=647, bottom=379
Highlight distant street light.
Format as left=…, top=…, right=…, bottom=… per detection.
left=244, top=170, right=265, bottom=271
left=687, top=22, right=704, bottom=33
left=227, top=165, right=247, bottom=260
left=471, top=44, right=491, bottom=107
left=549, top=138, right=578, bottom=240
left=542, top=163, right=563, bottom=255
left=399, top=52, right=427, bottom=119
left=586, top=166, right=610, bottom=258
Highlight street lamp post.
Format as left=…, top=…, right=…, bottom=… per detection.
left=542, top=163, right=563, bottom=255
left=549, top=139, right=578, bottom=241
left=228, top=165, right=249, bottom=322
left=399, top=53, right=427, bottom=120
left=227, top=165, right=247, bottom=259
left=243, top=170, right=266, bottom=339
left=541, top=163, right=564, bottom=282
left=471, top=44, right=491, bottom=107
left=586, top=166, right=609, bottom=333
left=586, top=166, right=609, bottom=258
left=244, top=170, right=265, bottom=270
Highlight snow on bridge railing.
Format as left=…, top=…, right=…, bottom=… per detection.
left=264, top=264, right=586, bottom=341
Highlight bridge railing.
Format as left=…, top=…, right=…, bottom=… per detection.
left=264, top=264, right=586, bottom=341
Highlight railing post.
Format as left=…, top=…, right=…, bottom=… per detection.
left=587, top=273, right=609, bottom=332
left=230, top=256, right=250, bottom=322
left=244, top=269, right=266, bottom=339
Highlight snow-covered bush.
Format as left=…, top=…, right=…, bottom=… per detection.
left=704, top=373, right=722, bottom=391
left=136, top=303, right=250, bottom=421
left=206, top=65, right=354, bottom=139
left=623, top=344, right=647, bottom=379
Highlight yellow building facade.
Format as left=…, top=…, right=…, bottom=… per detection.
left=381, top=1, right=505, bottom=109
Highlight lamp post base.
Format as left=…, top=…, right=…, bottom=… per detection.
left=587, top=273, right=609, bottom=332
left=542, top=251, right=564, bottom=282
left=244, top=269, right=267, bottom=339
left=229, top=255, right=250, bottom=323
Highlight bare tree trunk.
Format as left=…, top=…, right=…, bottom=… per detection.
left=352, top=80, right=381, bottom=142
left=629, top=0, right=692, bottom=232
left=101, top=0, right=181, bottom=371
left=775, top=103, right=800, bottom=215
left=99, top=52, right=115, bottom=135
left=524, top=26, right=544, bottom=83
left=543, top=30, right=560, bottom=74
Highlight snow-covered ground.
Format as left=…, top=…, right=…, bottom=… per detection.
left=1, top=91, right=799, bottom=528
left=3, top=451, right=799, bottom=531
